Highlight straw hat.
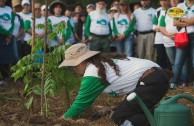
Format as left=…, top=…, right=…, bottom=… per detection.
left=109, top=6, right=117, bottom=13
left=49, top=0, right=66, bottom=15
left=12, top=0, right=21, bottom=7
left=59, top=43, right=100, bottom=67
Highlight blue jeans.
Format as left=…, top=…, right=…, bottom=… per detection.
left=165, top=46, right=189, bottom=85
left=115, top=35, right=133, bottom=57
left=188, top=33, right=194, bottom=79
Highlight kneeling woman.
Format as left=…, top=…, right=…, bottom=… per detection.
left=59, top=43, right=169, bottom=126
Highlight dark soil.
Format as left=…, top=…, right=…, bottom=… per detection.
left=0, top=80, right=193, bottom=126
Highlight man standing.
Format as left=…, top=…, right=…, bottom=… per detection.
left=84, top=0, right=111, bottom=52
left=133, top=0, right=156, bottom=60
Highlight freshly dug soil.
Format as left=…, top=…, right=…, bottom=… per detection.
left=0, top=80, right=193, bottom=126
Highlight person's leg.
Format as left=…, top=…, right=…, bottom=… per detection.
left=89, top=36, right=101, bottom=51
left=188, top=34, right=194, bottom=82
left=155, top=44, right=168, bottom=69
left=111, top=68, right=169, bottom=126
left=136, top=34, right=145, bottom=59
left=115, top=39, right=124, bottom=54
left=146, top=33, right=155, bottom=61
left=100, top=37, right=110, bottom=53
left=171, top=47, right=189, bottom=86
left=124, top=35, right=134, bottom=57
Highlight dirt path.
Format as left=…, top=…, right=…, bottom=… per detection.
left=0, top=81, right=193, bottom=126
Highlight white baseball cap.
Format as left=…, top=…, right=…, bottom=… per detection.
left=22, top=0, right=30, bottom=5
left=86, top=4, right=95, bottom=9
left=41, top=5, right=50, bottom=11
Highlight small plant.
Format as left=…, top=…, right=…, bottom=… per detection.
left=11, top=19, right=81, bottom=117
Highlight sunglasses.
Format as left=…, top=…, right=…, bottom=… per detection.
left=35, top=8, right=41, bottom=11
left=120, top=4, right=126, bottom=6
left=114, top=4, right=119, bottom=6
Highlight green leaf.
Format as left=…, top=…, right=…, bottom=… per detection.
left=24, top=97, right=33, bottom=110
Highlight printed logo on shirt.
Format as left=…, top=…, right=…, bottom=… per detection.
left=117, top=19, right=128, bottom=26
left=108, top=90, right=119, bottom=96
left=192, top=10, right=194, bottom=13
left=97, top=19, right=107, bottom=25
left=148, top=14, right=153, bottom=17
left=0, top=13, right=11, bottom=21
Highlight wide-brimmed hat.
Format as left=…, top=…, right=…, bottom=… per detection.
left=12, top=0, right=21, bottom=7
left=59, top=43, right=100, bottom=67
left=49, top=0, right=66, bottom=15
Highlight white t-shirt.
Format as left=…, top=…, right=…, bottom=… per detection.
left=18, top=12, right=32, bottom=42
left=114, top=13, right=134, bottom=34
left=84, top=57, right=160, bottom=95
left=153, top=8, right=167, bottom=44
left=177, top=1, right=194, bottom=33
left=0, top=6, right=13, bottom=31
left=89, top=10, right=110, bottom=35
left=25, top=16, right=45, bottom=41
left=48, top=15, right=69, bottom=47
left=133, top=7, right=156, bottom=32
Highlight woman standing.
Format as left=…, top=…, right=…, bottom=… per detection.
left=48, top=0, right=71, bottom=48
left=160, top=0, right=189, bottom=88
left=113, top=0, right=135, bottom=57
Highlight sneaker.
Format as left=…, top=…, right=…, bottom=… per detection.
left=120, top=120, right=133, bottom=126
left=169, top=83, right=176, bottom=89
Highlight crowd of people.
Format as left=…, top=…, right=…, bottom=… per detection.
left=0, top=0, right=194, bottom=88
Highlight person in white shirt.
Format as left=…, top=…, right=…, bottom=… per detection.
left=174, top=0, right=194, bottom=86
left=160, top=0, right=189, bottom=88
left=133, top=0, right=156, bottom=60
left=113, top=0, right=135, bottom=57
left=152, top=0, right=170, bottom=69
left=12, top=0, right=24, bottom=58
left=84, top=0, right=111, bottom=52
left=18, top=0, right=32, bottom=57
left=48, top=0, right=71, bottom=48
left=59, top=43, right=170, bottom=126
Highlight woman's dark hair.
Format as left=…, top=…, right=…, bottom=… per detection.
left=76, top=13, right=87, bottom=41
left=85, top=53, right=127, bottom=86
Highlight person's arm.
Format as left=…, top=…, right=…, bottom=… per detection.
left=25, top=20, right=32, bottom=35
left=124, top=18, right=135, bottom=37
left=160, top=16, right=175, bottom=39
left=180, top=18, right=194, bottom=26
left=84, top=15, right=91, bottom=38
left=152, top=14, right=160, bottom=32
left=64, top=76, right=106, bottom=119
left=64, top=20, right=72, bottom=41
left=173, top=19, right=189, bottom=27
left=16, top=18, right=24, bottom=40
left=113, top=18, right=119, bottom=36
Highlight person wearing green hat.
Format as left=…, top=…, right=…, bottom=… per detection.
left=48, top=0, right=72, bottom=48
left=84, top=0, right=111, bottom=52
